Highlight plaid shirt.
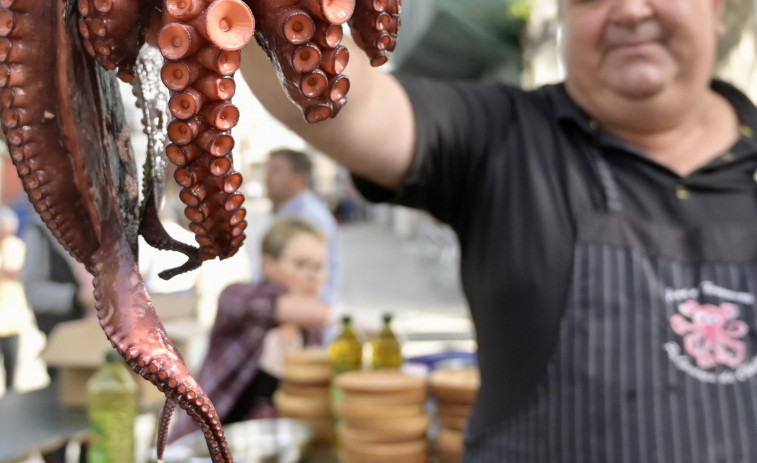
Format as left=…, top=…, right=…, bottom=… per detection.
left=168, top=281, right=284, bottom=441
left=169, top=281, right=323, bottom=442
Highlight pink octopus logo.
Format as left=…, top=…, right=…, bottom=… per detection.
left=670, top=300, right=749, bottom=370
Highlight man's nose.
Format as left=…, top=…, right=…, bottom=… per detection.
left=609, top=0, right=654, bottom=24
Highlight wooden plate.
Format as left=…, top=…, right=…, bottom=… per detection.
left=438, top=413, right=468, bottom=432
left=284, top=347, right=330, bottom=365
left=340, top=413, right=431, bottom=433
left=435, top=447, right=462, bottom=463
left=280, top=381, right=330, bottom=398
left=334, top=401, right=425, bottom=420
left=435, top=426, right=463, bottom=454
left=282, top=363, right=332, bottom=385
left=341, top=388, right=427, bottom=406
left=429, top=368, right=479, bottom=404
left=437, top=400, right=472, bottom=419
left=339, top=449, right=428, bottom=463
left=340, top=438, right=428, bottom=463
left=337, top=422, right=428, bottom=443
left=336, top=370, right=426, bottom=394
left=273, top=389, right=331, bottom=418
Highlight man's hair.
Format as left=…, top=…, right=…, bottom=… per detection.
left=261, top=217, right=326, bottom=259
left=269, top=148, right=313, bottom=176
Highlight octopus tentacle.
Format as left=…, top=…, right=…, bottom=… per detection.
left=159, top=0, right=252, bottom=262
left=156, top=398, right=177, bottom=461
left=348, top=0, right=401, bottom=67
left=93, top=214, right=232, bottom=463
left=245, top=0, right=354, bottom=122
left=132, top=44, right=204, bottom=279
left=77, top=0, right=155, bottom=81
left=139, top=187, right=203, bottom=279
left=2, top=0, right=407, bottom=460
left=0, top=0, right=111, bottom=268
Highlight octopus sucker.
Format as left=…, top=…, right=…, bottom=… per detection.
left=161, top=59, right=203, bottom=91
left=282, top=10, right=315, bottom=45
left=314, top=21, right=342, bottom=48
left=196, top=47, right=241, bottom=76
left=302, top=0, right=355, bottom=25
left=321, top=44, right=348, bottom=74
left=0, top=0, right=402, bottom=460
left=198, top=0, right=254, bottom=51
left=164, top=0, right=205, bottom=21
left=292, top=43, right=322, bottom=73
left=158, top=22, right=204, bottom=61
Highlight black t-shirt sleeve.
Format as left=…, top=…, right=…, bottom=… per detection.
left=353, top=74, right=516, bottom=227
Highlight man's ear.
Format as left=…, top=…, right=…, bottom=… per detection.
left=713, top=0, right=725, bottom=34
left=297, top=172, right=311, bottom=190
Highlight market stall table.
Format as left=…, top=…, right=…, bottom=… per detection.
left=0, top=384, right=88, bottom=462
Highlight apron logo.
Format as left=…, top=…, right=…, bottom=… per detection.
left=664, top=282, right=756, bottom=384
left=670, top=300, right=748, bottom=369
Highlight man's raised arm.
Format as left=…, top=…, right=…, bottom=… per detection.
left=240, top=40, right=416, bottom=190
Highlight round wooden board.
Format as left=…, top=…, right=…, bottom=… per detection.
left=435, top=426, right=463, bottom=454
left=341, top=387, right=427, bottom=406
left=429, top=368, right=479, bottom=404
left=334, top=401, right=425, bottom=420
left=340, top=438, right=428, bottom=463
left=284, top=347, right=330, bottom=365
left=273, top=389, right=331, bottom=418
left=337, top=422, right=428, bottom=443
left=280, top=381, right=330, bottom=398
left=341, top=413, right=432, bottom=434
left=336, top=370, right=426, bottom=394
left=282, top=363, right=332, bottom=385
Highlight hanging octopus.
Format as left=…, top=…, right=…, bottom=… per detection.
left=0, top=0, right=400, bottom=461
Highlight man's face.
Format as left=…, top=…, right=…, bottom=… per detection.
left=561, top=0, right=723, bottom=106
left=265, top=156, right=303, bottom=207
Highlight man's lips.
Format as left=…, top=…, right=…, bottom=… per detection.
left=604, top=20, right=665, bottom=51
left=606, top=39, right=659, bottom=53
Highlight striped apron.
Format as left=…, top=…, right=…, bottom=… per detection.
left=464, top=155, right=757, bottom=462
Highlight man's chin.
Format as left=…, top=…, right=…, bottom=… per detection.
left=609, top=77, right=666, bottom=101
left=599, top=62, right=671, bottom=99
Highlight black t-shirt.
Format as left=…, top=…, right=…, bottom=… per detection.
left=354, top=77, right=757, bottom=438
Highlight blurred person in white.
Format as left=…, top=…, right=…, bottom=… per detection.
left=0, top=206, right=28, bottom=392
left=21, top=215, right=93, bottom=340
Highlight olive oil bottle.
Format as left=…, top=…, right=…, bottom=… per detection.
left=87, top=350, right=138, bottom=463
left=329, top=315, right=363, bottom=375
left=329, top=315, right=363, bottom=447
left=371, top=313, right=402, bottom=370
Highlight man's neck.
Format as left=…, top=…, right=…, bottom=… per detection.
left=273, top=189, right=307, bottom=213
left=571, top=85, right=740, bottom=177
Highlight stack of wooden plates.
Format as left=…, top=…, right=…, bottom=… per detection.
left=334, top=370, right=430, bottom=463
left=429, top=368, right=480, bottom=463
left=273, top=348, right=333, bottom=442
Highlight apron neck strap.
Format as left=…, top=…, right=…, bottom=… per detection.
left=594, top=154, right=623, bottom=213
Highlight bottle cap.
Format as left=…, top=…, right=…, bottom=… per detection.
left=342, top=315, right=352, bottom=324
left=105, top=350, right=122, bottom=363
left=383, top=313, right=392, bottom=323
